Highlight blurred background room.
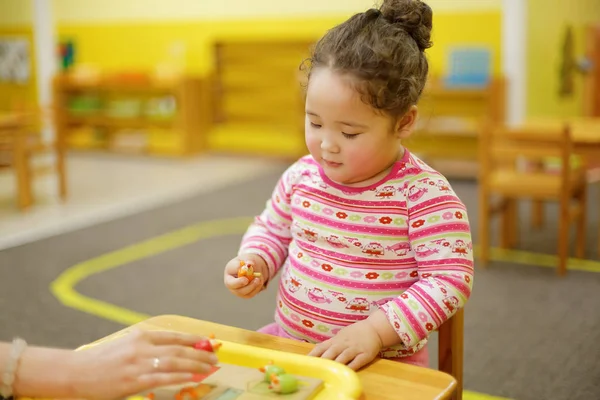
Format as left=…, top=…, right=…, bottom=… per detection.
left=1, top=1, right=599, bottom=399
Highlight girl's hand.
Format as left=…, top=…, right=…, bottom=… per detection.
left=223, top=254, right=267, bottom=299
left=308, top=320, right=382, bottom=371
left=69, top=329, right=219, bottom=400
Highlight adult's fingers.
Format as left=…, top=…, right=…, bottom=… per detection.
left=147, top=356, right=215, bottom=375
left=136, top=372, right=196, bottom=391
left=152, top=345, right=218, bottom=364
left=145, top=330, right=209, bottom=347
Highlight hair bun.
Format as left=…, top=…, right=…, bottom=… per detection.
left=380, top=0, right=433, bottom=51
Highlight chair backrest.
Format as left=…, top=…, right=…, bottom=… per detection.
left=479, top=123, right=575, bottom=189
left=438, top=308, right=464, bottom=400
left=482, top=123, right=572, bottom=162
left=7, top=102, right=55, bottom=142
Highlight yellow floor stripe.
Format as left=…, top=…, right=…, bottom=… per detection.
left=464, top=392, right=512, bottom=400
left=475, top=246, right=600, bottom=273
left=50, top=217, right=254, bottom=325
left=50, top=216, right=600, bottom=400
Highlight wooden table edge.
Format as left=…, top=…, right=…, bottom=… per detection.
left=96, top=315, right=457, bottom=400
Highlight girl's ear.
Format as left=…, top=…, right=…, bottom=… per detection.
left=395, top=106, right=419, bottom=139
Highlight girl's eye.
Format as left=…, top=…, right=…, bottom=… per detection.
left=342, top=133, right=360, bottom=139
left=310, top=122, right=322, bottom=128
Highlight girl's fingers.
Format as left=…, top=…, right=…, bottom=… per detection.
left=235, top=277, right=263, bottom=297
left=334, top=348, right=360, bottom=366
left=225, top=259, right=244, bottom=275
left=308, top=341, right=328, bottom=357
left=225, top=275, right=250, bottom=290
left=319, top=345, right=344, bottom=361
left=346, top=353, right=372, bottom=371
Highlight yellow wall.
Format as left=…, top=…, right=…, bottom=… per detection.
left=0, top=1, right=35, bottom=110
left=527, top=0, right=600, bottom=117
left=53, top=0, right=501, bottom=77
left=52, top=0, right=502, bottom=22
left=0, top=0, right=32, bottom=26
left=1, top=0, right=502, bottom=109
left=57, top=12, right=502, bottom=77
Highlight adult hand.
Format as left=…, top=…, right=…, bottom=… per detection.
left=69, top=329, right=219, bottom=400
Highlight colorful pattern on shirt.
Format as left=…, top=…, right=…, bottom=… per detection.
left=239, top=152, right=474, bottom=358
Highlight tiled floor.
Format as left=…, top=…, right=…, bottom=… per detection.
left=0, top=152, right=278, bottom=251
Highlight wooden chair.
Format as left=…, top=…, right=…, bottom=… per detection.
left=438, top=308, right=464, bottom=400
left=478, top=123, right=588, bottom=275
left=2, top=107, right=67, bottom=211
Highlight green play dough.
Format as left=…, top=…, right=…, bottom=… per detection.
left=270, top=373, right=299, bottom=394
left=262, top=364, right=286, bottom=382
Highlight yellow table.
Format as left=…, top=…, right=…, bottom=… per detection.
left=512, top=117, right=600, bottom=254
left=97, top=315, right=457, bottom=400
left=519, top=117, right=600, bottom=161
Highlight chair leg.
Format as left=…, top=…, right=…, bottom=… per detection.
left=439, top=309, right=464, bottom=400
left=501, top=199, right=518, bottom=249
left=597, top=183, right=600, bottom=259
left=575, top=186, right=587, bottom=260
left=532, top=200, right=545, bottom=229
left=557, top=198, right=570, bottom=276
left=56, top=144, right=68, bottom=201
left=478, top=189, right=490, bottom=266
left=531, top=161, right=545, bottom=229
left=508, top=199, right=519, bottom=248
left=13, top=133, right=33, bottom=211
left=500, top=198, right=510, bottom=249
left=15, top=157, right=33, bottom=210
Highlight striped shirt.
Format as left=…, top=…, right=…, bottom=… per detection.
left=239, top=150, right=474, bottom=358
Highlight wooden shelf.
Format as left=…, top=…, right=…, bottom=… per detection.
left=53, top=73, right=211, bottom=157
left=67, top=115, right=176, bottom=129
left=409, top=76, right=506, bottom=178
left=56, top=74, right=180, bottom=93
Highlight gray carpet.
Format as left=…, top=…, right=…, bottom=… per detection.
left=1, top=162, right=599, bottom=400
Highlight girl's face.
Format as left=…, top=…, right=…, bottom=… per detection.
left=304, top=67, right=416, bottom=187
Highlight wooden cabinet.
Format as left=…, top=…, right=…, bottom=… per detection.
left=52, top=73, right=210, bottom=157
left=408, top=77, right=506, bottom=178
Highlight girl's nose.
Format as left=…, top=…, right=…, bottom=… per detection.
left=320, top=136, right=339, bottom=153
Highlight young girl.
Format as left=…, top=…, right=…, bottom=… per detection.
left=224, top=0, right=473, bottom=371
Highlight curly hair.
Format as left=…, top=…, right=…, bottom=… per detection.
left=304, top=0, right=433, bottom=118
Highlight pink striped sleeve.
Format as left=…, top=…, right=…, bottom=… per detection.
left=380, top=175, right=474, bottom=349
left=238, top=163, right=297, bottom=280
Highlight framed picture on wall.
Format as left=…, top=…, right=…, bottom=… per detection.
left=0, top=38, right=30, bottom=84
left=444, top=47, right=491, bottom=88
